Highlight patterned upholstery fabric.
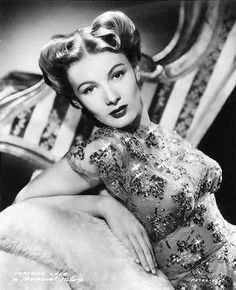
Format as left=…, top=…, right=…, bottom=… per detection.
left=0, top=0, right=235, bottom=169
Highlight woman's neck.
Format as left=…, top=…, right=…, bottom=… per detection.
left=139, top=101, right=152, bottom=127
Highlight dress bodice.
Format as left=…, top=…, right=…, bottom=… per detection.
left=66, top=123, right=235, bottom=289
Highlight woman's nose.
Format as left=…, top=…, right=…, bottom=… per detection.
left=103, top=85, right=121, bottom=105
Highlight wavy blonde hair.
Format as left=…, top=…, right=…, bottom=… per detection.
left=39, top=11, right=141, bottom=103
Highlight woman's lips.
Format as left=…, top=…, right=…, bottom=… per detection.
left=110, top=105, right=128, bottom=119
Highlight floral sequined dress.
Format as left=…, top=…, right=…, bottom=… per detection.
left=66, top=123, right=236, bottom=290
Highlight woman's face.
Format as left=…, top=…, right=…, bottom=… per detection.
left=67, top=51, right=143, bottom=129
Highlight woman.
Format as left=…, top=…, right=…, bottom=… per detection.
left=15, top=11, right=236, bottom=289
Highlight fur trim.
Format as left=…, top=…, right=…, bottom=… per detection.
left=0, top=202, right=174, bottom=290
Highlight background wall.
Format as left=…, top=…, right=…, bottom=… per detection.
left=0, top=0, right=180, bottom=78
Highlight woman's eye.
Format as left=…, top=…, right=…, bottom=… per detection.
left=83, top=86, right=95, bottom=95
left=112, top=71, right=124, bottom=80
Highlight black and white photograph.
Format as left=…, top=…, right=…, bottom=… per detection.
left=0, top=0, right=236, bottom=289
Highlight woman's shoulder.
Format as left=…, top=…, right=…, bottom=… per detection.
left=68, top=126, right=125, bottom=164
left=65, top=126, right=125, bottom=178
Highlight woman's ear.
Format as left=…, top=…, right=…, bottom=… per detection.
left=134, top=65, right=141, bottom=81
left=71, top=100, right=82, bottom=109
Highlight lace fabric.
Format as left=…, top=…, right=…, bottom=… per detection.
left=66, top=123, right=236, bottom=289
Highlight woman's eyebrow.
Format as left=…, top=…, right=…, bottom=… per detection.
left=108, top=63, right=125, bottom=76
left=77, top=63, right=125, bottom=91
left=77, top=81, right=93, bottom=91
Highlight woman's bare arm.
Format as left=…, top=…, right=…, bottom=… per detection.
left=15, top=157, right=101, bottom=203
left=14, top=157, right=158, bottom=274
left=24, top=194, right=111, bottom=219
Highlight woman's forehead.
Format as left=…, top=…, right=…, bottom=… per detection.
left=67, top=51, right=130, bottom=84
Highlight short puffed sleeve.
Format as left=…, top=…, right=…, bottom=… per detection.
left=65, top=138, right=102, bottom=184
left=66, top=127, right=129, bottom=201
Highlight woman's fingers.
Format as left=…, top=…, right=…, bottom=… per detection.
left=135, top=234, right=157, bottom=274
left=105, top=201, right=158, bottom=275
left=130, top=235, right=149, bottom=272
left=130, top=234, right=156, bottom=275
left=142, top=231, right=158, bottom=268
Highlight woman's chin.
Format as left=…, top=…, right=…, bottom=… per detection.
left=110, top=117, right=140, bottom=131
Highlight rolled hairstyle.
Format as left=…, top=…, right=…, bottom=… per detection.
left=39, top=11, right=141, bottom=104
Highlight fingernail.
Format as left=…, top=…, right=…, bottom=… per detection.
left=152, top=269, right=156, bottom=275
left=146, top=266, right=150, bottom=272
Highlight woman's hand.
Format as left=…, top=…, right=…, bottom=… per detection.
left=101, top=195, right=158, bottom=275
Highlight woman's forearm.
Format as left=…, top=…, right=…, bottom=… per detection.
left=14, top=158, right=101, bottom=203
left=19, top=194, right=112, bottom=219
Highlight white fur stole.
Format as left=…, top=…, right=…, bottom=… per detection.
left=0, top=201, right=174, bottom=290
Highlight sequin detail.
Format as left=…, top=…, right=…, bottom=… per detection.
left=66, top=124, right=236, bottom=289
